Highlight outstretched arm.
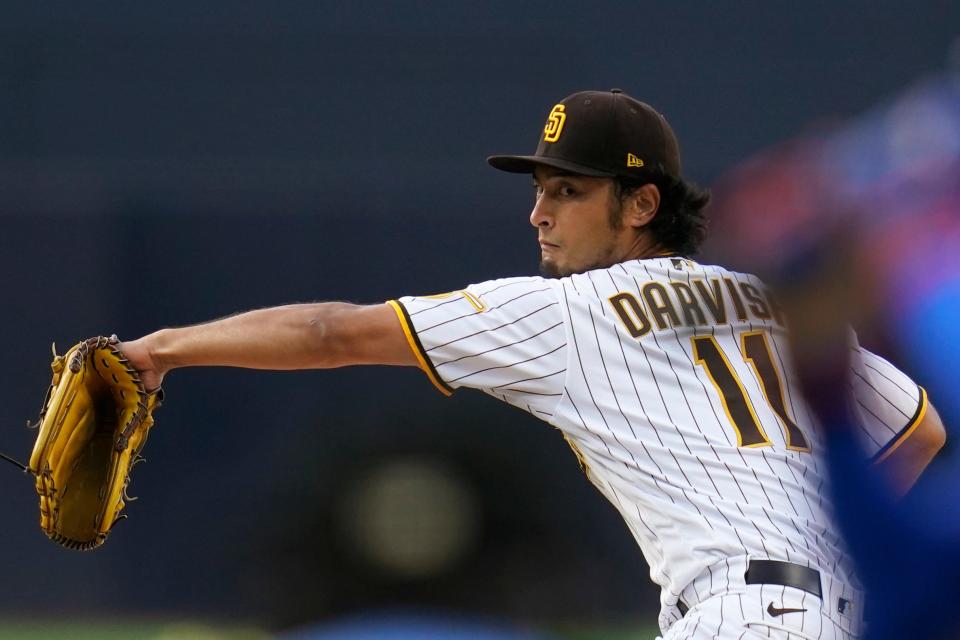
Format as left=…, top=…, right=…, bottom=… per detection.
left=120, top=302, right=418, bottom=391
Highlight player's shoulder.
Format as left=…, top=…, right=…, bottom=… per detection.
left=464, top=275, right=557, bottom=303
left=397, top=275, right=560, bottom=325
left=406, top=275, right=558, bottom=316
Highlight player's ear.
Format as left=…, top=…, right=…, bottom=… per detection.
left=622, top=183, right=661, bottom=229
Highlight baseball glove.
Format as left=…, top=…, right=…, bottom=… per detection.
left=28, top=335, right=162, bottom=550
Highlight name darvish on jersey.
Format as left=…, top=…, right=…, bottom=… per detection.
left=388, top=257, right=925, bottom=627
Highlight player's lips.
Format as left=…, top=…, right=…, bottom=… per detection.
left=539, top=240, right=559, bottom=250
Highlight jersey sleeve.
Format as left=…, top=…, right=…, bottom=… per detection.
left=388, top=276, right=567, bottom=416
left=848, top=345, right=928, bottom=462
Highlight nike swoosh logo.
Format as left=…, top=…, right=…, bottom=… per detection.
left=767, top=602, right=807, bottom=617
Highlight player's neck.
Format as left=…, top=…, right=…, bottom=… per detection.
left=620, top=229, right=670, bottom=263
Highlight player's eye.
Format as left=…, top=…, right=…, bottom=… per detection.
left=559, top=184, right=576, bottom=197
left=532, top=183, right=544, bottom=200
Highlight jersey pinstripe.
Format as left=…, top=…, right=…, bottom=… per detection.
left=848, top=342, right=927, bottom=462
left=391, top=257, right=925, bottom=635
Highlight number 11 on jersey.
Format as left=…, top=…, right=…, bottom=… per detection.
left=692, top=331, right=810, bottom=452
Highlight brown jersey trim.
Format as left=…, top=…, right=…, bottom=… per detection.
left=872, top=386, right=928, bottom=464
left=386, top=300, right=454, bottom=397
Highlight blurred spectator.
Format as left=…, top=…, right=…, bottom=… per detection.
left=709, top=65, right=960, bottom=639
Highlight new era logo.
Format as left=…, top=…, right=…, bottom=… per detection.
left=627, top=153, right=644, bottom=168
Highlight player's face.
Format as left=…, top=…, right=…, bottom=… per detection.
left=531, top=167, right=633, bottom=277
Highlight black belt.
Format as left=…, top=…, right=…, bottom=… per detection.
left=677, top=560, right=822, bottom=617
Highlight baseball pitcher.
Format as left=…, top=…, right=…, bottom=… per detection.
left=114, top=90, right=943, bottom=639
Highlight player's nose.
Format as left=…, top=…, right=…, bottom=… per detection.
left=529, top=198, right=553, bottom=228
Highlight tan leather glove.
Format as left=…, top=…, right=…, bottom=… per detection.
left=29, top=336, right=162, bottom=550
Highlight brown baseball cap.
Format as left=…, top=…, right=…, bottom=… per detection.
left=488, top=89, right=681, bottom=179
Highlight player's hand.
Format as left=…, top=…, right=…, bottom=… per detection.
left=118, top=335, right=166, bottom=392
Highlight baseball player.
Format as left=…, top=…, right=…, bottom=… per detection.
left=119, top=89, right=945, bottom=639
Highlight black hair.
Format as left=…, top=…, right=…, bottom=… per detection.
left=615, top=170, right=711, bottom=257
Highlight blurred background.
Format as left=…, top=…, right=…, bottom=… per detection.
left=1, top=2, right=958, bottom=639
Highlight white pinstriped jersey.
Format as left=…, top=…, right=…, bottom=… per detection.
left=389, top=257, right=925, bottom=629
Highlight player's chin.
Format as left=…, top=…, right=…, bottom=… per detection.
left=540, top=256, right=598, bottom=278
left=539, top=258, right=565, bottom=278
